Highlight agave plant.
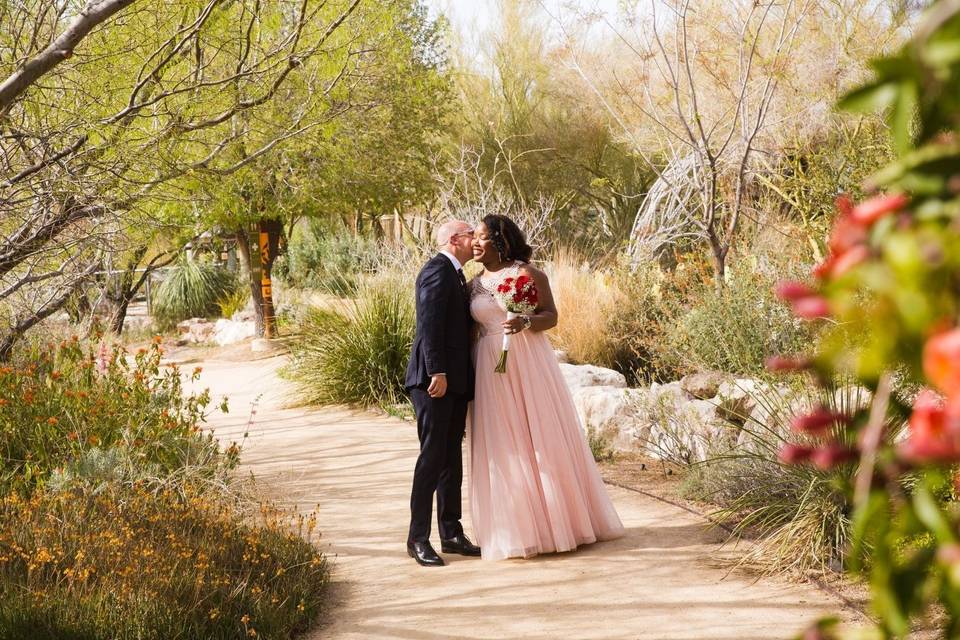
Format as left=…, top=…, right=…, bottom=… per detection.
left=151, top=258, right=238, bottom=329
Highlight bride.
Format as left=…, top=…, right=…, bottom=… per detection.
left=468, top=214, right=625, bottom=561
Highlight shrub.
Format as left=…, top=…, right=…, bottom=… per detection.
left=285, top=273, right=415, bottom=408
left=680, top=381, right=880, bottom=576
left=547, top=250, right=623, bottom=369
left=152, top=259, right=237, bottom=329
left=217, top=286, right=250, bottom=320
left=279, top=222, right=380, bottom=295
left=586, top=426, right=616, bottom=463
left=0, top=339, right=330, bottom=639
left=655, top=260, right=814, bottom=378
left=0, top=483, right=327, bottom=640
left=547, top=250, right=681, bottom=383
left=0, top=337, right=228, bottom=494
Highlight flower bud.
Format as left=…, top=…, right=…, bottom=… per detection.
left=774, top=281, right=815, bottom=302
left=778, top=443, right=813, bottom=465
left=765, top=356, right=811, bottom=373
left=791, top=296, right=831, bottom=320
left=810, top=444, right=859, bottom=469
left=829, top=245, right=870, bottom=278
left=790, top=407, right=850, bottom=434
left=850, top=192, right=909, bottom=226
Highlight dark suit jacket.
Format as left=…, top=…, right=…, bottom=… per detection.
left=404, top=254, right=474, bottom=398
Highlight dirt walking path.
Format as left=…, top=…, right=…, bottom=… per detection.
left=185, top=353, right=844, bottom=640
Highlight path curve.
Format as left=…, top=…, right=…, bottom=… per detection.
left=187, top=354, right=841, bottom=640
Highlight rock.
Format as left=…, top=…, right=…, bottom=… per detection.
left=559, top=363, right=627, bottom=390
left=230, top=308, right=257, bottom=322
left=680, top=371, right=729, bottom=400
left=554, top=349, right=569, bottom=364
left=642, top=395, right=735, bottom=463
left=213, top=319, right=256, bottom=346
left=571, top=385, right=649, bottom=451
left=175, top=318, right=216, bottom=344
left=833, top=384, right=872, bottom=413
left=715, top=378, right=764, bottom=423
left=648, top=380, right=690, bottom=404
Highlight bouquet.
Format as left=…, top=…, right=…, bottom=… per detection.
left=492, top=274, right=538, bottom=373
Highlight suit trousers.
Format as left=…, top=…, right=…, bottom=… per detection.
left=408, top=388, right=468, bottom=543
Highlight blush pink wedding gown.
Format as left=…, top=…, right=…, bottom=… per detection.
left=468, top=264, right=625, bottom=561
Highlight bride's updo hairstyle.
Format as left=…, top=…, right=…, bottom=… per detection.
left=482, top=214, right=533, bottom=263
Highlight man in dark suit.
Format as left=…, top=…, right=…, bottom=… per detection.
left=404, top=219, right=481, bottom=566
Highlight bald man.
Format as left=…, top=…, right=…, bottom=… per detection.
left=403, top=219, right=481, bottom=566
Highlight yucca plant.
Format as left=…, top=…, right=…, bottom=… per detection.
left=284, top=273, right=415, bottom=409
left=152, top=258, right=237, bottom=329
left=681, top=379, right=898, bottom=576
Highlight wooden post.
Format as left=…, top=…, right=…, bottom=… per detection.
left=257, top=218, right=283, bottom=339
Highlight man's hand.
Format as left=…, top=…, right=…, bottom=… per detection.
left=427, top=374, right=448, bottom=398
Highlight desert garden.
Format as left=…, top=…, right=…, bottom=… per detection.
left=2, top=0, right=960, bottom=638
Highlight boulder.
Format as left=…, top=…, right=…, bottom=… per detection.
left=715, top=378, right=764, bottom=423
left=571, top=385, right=649, bottom=451
left=213, top=318, right=256, bottom=346
left=644, top=396, right=736, bottom=463
left=559, top=363, right=627, bottom=390
left=680, top=371, right=729, bottom=400
left=175, top=318, right=216, bottom=344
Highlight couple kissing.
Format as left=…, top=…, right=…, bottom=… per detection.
left=404, top=214, right=625, bottom=566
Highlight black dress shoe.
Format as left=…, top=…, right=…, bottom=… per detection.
left=440, top=533, right=481, bottom=557
left=407, top=540, right=445, bottom=566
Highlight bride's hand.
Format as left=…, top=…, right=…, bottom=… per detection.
left=502, top=316, right=527, bottom=334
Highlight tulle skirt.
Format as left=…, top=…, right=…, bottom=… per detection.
left=468, top=329, right=625, bottom=561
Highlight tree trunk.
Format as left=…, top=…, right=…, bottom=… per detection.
left=235, top=226, right=265, bottom=337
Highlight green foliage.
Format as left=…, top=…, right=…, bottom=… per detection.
left=767, top=119, right=894, bottom=241
left=216, top=287, right=250, bottom=320
left=778, top=7, right=960, bottom=638
left=278, top=223, right=380, bottom=295
left=0, top=339, right=329, bottom=639
left=657, top=262, right=814, bottom=379
left=285, top=274, right=415, bottom=408
left=586, top=427, right=616, bottom=464
left=0, top=338, right=226, bottom=494
left=151, top=259, right=237, bottom=329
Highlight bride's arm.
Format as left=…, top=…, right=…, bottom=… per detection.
left=502, top=264, right=558, bottom=334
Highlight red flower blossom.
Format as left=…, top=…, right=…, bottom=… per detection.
left=899, top=390, right=960, bottom=463
left=829, top=245, right=870, bottom=278
left=774, top=281, right=815, bottom=302
left=765, top=356, right=811, bottom=373
left=850, top=192, right=909, bottom=226
left=828, top=214, right=868, bottom=255
left=791, top=296, right=831, bottom=320
left=790, top=407, right=850, bottom=434
left=923, top=328, right=960, bottom=397
left=810, top=444, right=859, bottom=469
left=835, top=193, right=854, bottom=217
left=778, top=443, right=813, bottom=464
